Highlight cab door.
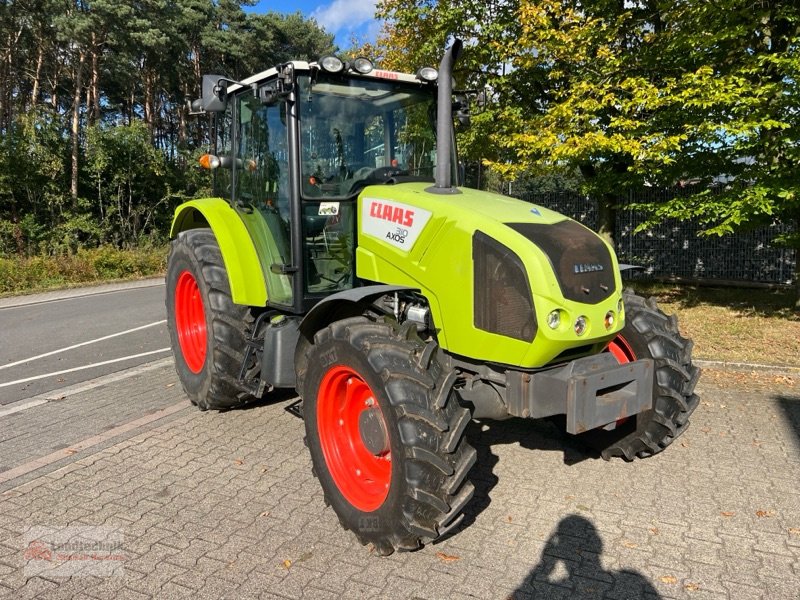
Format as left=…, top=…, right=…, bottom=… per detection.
left=230, top=88, right=294, bottom=308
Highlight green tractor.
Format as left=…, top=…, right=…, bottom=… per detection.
left=167, top=40, right=699, bottom=555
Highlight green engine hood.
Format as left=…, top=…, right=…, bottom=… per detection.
left=355, top=182, right=624, bottom=368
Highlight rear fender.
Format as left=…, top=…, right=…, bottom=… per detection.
left=170, top=198, right=267, bottom=307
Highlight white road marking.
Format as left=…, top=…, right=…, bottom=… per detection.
left=0, top=348, right=172, bottom=388
left=0, top=320, right=167, bottom=371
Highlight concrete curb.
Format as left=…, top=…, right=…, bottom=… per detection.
left=0, top=277, right=165, bottom=309
left=694, top=358, right=800, bottom=375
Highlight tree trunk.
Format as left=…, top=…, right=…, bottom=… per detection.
left=143, top=67, right=155, bottom=136
left=579, top=163, right=618, bottom=248
left=1, top=25, right=24, bottom=130
left=31, top=43, right=44, bottom=107
left=89, top=32, right=101, bottom=124
left=178, top=83, right=188, bottom=151
left=597, top=193, right=617, bottom=249
left=70, top=50, right=86, bottom=204
left=794, top=251, right=799, bottom=311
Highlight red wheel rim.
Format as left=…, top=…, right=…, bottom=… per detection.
left=607, top=335, right=636, bottom=364
left=317, top=366, right=391, bottom=512
left=175, top=270, right=207, bottom=374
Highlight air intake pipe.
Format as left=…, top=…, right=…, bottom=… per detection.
left=428, top=38, right=463, bottom=194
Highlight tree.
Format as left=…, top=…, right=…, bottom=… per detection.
left=0, top=0, right=335, bottom=257
left=377, top=0, right=800, bottom=306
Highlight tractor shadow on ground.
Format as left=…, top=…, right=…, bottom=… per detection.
left=436, top=417, right=601, bottom=545
left=774, top=393, right=800, bottom=453
left=510, top=514, right=663, bottom=599
left=235, top=388, right=302, bottom=413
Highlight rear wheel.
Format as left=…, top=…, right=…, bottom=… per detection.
left=166, top=228, right=260, bottom=410
left=301, top=317, right=476, bottom=555
left=588, top=290, right=700, bottom=460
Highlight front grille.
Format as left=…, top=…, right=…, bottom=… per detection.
left=508, top=220, right=615, bottom=304
left=473, top=232, right=536, bottom=342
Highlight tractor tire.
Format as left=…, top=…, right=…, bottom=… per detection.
left=166, top=228, right=259, bottom=411
left=301, top=317, right=476, bottom=555
left=588, top=290, right=700, bottom=460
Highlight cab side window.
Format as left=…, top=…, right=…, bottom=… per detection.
left=235, top=96, right=289, bottom=219
left=213, top=104, right=233, bottom=199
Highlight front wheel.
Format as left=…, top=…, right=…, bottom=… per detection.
left=166, top=228, right=260, bottom=410
left=301, top=318, right=476, bottom=555
left=588, top=290, right=700, bottom=460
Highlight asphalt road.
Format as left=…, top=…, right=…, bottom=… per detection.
left=0, top=280, right=170, bottom=405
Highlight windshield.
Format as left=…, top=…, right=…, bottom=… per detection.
left=298, top=73, right=449, bottom=198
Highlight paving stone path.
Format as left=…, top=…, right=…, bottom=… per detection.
left=0, top=364, right=798, bottom=599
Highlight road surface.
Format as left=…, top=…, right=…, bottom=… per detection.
left=0, top=280, right=170, bottom=405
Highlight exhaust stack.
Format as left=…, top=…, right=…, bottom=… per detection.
left=428, top=38, right=463, bottom=195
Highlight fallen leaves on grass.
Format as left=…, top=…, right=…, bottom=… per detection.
left=702, top=368, right=799, bottom=390
left=436, top=552, right=460, bottom=563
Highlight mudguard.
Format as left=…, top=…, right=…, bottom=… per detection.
left=170, top=198, right=267, bottom=307
left=299, top=285, right=415, bottom=339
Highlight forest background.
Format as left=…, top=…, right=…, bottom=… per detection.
left=0, top=0, right=797, bottom=306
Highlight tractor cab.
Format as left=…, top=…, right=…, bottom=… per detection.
left=192, top=59, right=454, bottom=314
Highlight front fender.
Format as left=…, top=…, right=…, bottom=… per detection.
left=170, top=198, right=267, bottom=307
left=299, top=285, right=415, bottom=340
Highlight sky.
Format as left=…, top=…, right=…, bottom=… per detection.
left=250, top=0, right=383, bottom=50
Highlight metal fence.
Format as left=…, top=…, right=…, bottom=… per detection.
left=512, top=189, right=797, bottom=285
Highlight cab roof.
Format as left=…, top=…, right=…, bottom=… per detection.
left=226, top=61, right=427, bottom=94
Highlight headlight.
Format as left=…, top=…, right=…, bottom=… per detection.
left=574, top=316, right=587, bottom=336
left=547, top=310, right=563, bottom=330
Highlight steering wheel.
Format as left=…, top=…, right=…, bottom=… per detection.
left=347, top=166, right=410, bottom=195
left=369, top=166, right=409, bottom=180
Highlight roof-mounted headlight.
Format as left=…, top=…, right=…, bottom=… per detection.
left=416, top=66, right=438, bottom=82
left=352, top=57, right=373, bottom=74
left=319, top=55, right=345, bottom=73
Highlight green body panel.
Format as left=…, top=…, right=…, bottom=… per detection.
left=356, top=183, right=625, bottom=368
left=170, top=198, right=270, bottom=307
